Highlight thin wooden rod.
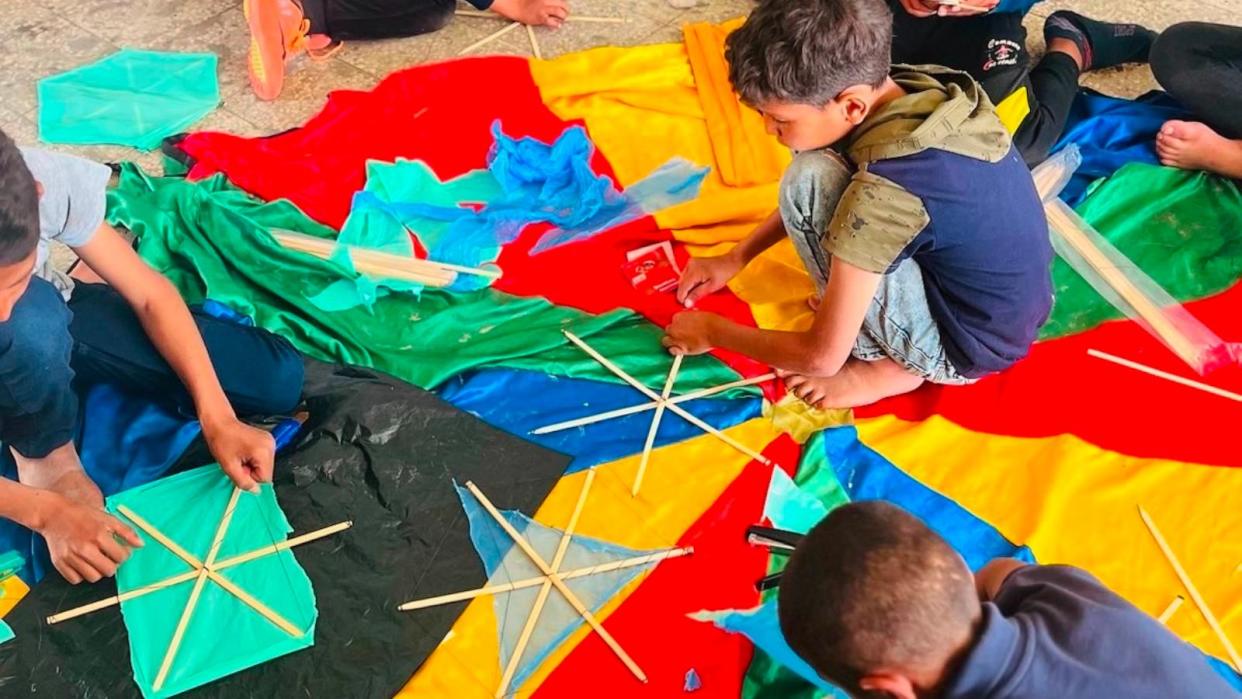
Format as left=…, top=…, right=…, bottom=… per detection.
left=455, top=10, right=626, bottom=22
left=496, top=470, right=595, bottom=696
left=1088, top=349, right=1242, bottom=403
left=398, top=548, right=693, bottom=611
left=465, top=481, right=648, bottom=682
left=1139, top=506, right=1242, bottom=673
left=116, top=506, right=203, bottom=570
left=458, top=21, right=521, bottom=55
left=207, top=571, right=303, bottom=637
left=1047, top=203, right=1202, bottom=367
left=531, top=372, right=775, bottom=435
left=153, top=488, right=241, bottom=691
left=562, top=331, right=662, bottom=402
left=48, top=521, right=352, bottom=625
left=633, top=357, right=682, bottom=497
left=1157, top=596, right=1185, bottom=625
left=526, top=24, right=542, bottom=60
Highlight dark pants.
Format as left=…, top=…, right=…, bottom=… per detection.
left=1151, top=22, right=1242, bottom=139
left=302, top=0, right=456, bottom=40
left=0, top=278, right=304, bottom=459
left=890, top=5, right=1081, bottom=165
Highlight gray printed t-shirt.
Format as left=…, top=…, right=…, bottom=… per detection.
left=19, top=147, right=111, bottom=299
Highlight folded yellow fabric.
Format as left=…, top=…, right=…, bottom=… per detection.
left=683, top=19, right=790, bottom=188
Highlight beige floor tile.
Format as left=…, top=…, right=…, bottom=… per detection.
left=218, top=55, right=380, bottom=134
left=0, top=14, right=117, bottom=116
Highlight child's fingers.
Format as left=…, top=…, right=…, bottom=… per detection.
left=107, top=515, right=145, bottom=549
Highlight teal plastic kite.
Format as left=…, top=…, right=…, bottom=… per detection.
left=108, top=465, right=317, bottom=698
left=38, top=50, right=219, bottom=150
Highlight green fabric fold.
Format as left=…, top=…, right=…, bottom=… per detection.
left=106, top=164, right=742, bottom=392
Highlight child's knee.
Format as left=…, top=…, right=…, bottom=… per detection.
left=779, top=150, right=853, bottom=226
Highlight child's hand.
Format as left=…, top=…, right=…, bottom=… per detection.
left=936, top=0, right=998, bottom=16
left=676, top=253, right=744, bottom=308
left=663, top=311, right=722, bottom=355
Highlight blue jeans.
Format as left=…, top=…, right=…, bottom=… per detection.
left=778, top=150, right=973, bottom=385
left=0, top=278, right=304, bottom=458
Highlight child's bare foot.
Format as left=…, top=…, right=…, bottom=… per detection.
left=13, top=443, right=104, bottom=509
left=783, top=358, right=924, bottom=409
left=1156, top=121, right=1242, bottom=179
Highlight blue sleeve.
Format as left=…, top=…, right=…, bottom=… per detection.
left=991, top=0, right=1041, bottom=16
left=467, top=0, right=494, bottom=9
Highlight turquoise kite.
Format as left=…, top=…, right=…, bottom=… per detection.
left=38, top=49, right=219, bottom=150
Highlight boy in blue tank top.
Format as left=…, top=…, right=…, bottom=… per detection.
left=663, top=0, right=1053, bottom=409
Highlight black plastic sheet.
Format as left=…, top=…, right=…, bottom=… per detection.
left=0, top=360, right=569, bottom=697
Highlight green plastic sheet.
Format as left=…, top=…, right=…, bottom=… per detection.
left=109, top=465, right=315, bottom=699
left=38, top=50, right=220, bottom=151
left=744, top=432, right=850, bottom=699
left=1042, top=164, right=1242, bottom=339
left=106, top=165, right=742, bottom=393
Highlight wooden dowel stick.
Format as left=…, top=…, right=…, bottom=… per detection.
left=1139, top=506, right=1242, bottom=673
left=398, top=548, right=693, bottom=611
left=1157, top=596, right=1185, bottom=625
left=48, top=521, right=352, bottom=625
left=153, top=489, right=240, bottom=691
left=664, top=400, right=772, bottom=465
left=271, top=230, right=471, bottom=286
left=208, top=571, right=303, bottom=637
left=561, top=331, right=772, bottom=465
left=562, top=331, right=662, bottom=402
left=531, top=372, right=776, bottom=435
left=458, top=21, right=521, bottom=55
left=117, top=505, right=204, bottom=570
left=497, top=470, right=595, bottom=696
left=1088, top=349, right=1242, bottom=403
left=465, top=481, right=648, bottom=683
left=634, top=358, right=681, bottom=497
left=214, top=521, right=353, bottom=571
left=154, top=571, right=210, bottom=690
left=455, top=10, right=626, bottom=22
left=1046, top=204, right=1202, bottom=366
left=526, top=24, right=542, bottom=60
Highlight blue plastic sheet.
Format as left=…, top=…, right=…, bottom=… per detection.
left=437, top=367, right=762, bottom=474
left=1051, top=90, right=1191, bottom=206
left=457, top=483, right=665, bottom=690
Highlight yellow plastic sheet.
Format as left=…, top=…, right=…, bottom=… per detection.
left=856, top=414, right=1242, bottom=663
left=399, top=417, right=786, bottom=697
left=0, top=575, right=27, bottom=618
left=530, top=36, right=786, bottom=250
left=683, top=20, right=789, bottom=188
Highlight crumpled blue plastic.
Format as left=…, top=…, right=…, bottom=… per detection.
left=332, top=121, right=709, bottom=306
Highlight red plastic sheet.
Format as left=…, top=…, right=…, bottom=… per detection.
left=180, top=56, right=775, bottom=388
left=533, top=436, right=801, bottom=698
left=857, top=282, right=1242, bottom=468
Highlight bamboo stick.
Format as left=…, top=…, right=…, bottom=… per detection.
left=634, top=357, right=681, bottom=497
left=526, top=24, right=542, bottom=60
left=1087, top=350, right=1242, bottom=403
left=531, top=372, right=776, bottom=435
left=496, top=470, right=595, bottom=696
left=455, top=10, right=626, bottom=22
left=1046, top=204, right=1202, bottom=367
left=207, top=571, right=303, bottom=637
left=48, top=521, right=352, bottom=625
left=1139, top=506, right=1242, bottom=673
left=459, top=21, right=521, bottom=55
left=152, top=489, right=240, bottom=691
left=1157, top=596, right=1185, bottom=625
left=465, top=481, right=648, bottom=682
left=398, top=548, right=693, bottom=611
left=270, top=230, right=460, bottom=287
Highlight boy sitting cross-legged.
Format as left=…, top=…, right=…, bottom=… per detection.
left=663, top=0, right=1053, bottom=409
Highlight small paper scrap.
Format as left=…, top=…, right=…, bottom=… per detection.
left=623, top=242, right=682, bottom=295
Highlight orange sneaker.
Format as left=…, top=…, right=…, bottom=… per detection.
left=244, top=0, right=312, bottom=101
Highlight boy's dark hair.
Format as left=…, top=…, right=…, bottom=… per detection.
left=778, top=501, right=980, bottom=689
left=0, top=129, right=40, bottom=266
left=726, top=0, right=893, bottom=107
